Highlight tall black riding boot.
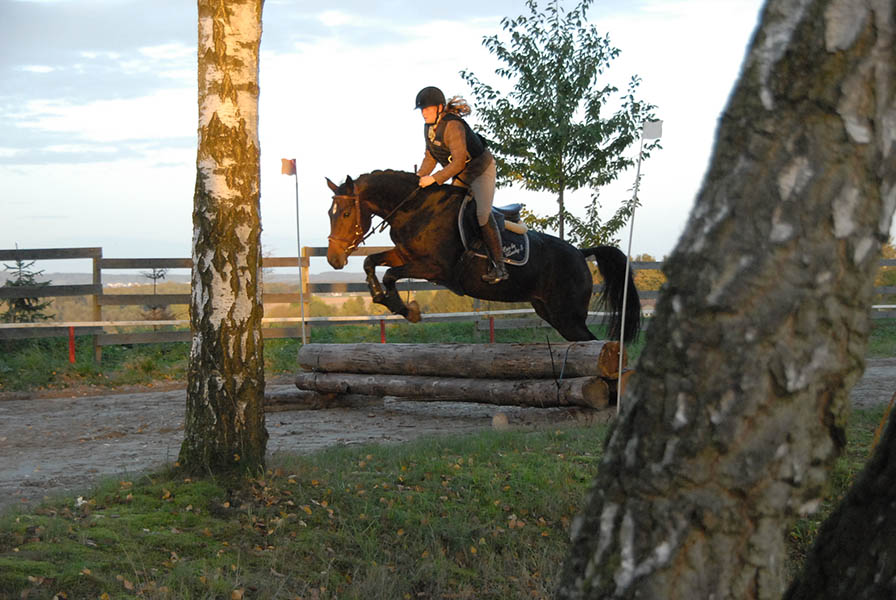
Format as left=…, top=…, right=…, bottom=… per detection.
left=480, top=215, right=509, bottom=284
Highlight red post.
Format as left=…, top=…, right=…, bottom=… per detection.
left=489, top=317, right=495, bottom=344
left=380, top=319, right=386, bottom=343
left=68, top=326, right=76, bottom=364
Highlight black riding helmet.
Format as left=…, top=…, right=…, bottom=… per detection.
left=415, top=86, right=446, bottom=109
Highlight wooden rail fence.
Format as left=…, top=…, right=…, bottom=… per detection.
left=3, top=246, right=896, bottom=361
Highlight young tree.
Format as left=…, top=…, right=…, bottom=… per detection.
left=141, top=267, right=172, bottom=321
left=141, top=267, right=168, bottom=295
left=179, top=0, right=267, bottom=475
left=556, top=0, right=896, bottom=597
left=461, top=0, right=656, bottom=241
left=1, top=257, right=54, bottom=323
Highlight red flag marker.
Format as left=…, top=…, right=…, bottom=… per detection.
left=281, top=158, right=296, bottom=175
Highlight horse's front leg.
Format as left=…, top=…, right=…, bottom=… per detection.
left=363, top=249, right=405, bottom=307
left=380, top=265, right=421, bottom=323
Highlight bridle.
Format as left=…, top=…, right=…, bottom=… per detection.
left=327, top=194, right=366, bottom=255
left=327, top=186, right=423, bottom=255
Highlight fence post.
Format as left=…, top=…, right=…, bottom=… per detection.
left=301, top=246, right=311, bottom=342
left=380, top=319, right=386, bottom=343
left=92, top=250, right=102, bottom=363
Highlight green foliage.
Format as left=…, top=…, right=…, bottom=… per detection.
left=461, top=0, right=658, bottom=242
left=339, top=295, right=368, bottom=316
left=1, top=257, right=54, bottom=323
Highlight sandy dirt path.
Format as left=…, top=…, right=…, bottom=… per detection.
left=1, top=359, right=893, bottom=514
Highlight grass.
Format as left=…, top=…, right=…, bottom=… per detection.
left=0, top=405, right=887, bottom=599
left=0, top=426, right=606, bottom=599
left=0, top=319, right=891, bottom=597
left=4, top=316, right=895, bottom=393
left=0, top=321, right=640, bottom=393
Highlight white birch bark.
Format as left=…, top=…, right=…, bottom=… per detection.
left=557, top=0, right=896, bottom=597
left=180, top=0, right=267, bottom=473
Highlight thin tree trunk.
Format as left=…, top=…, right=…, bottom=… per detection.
left=558, top=185, right=566, bottom=240
left=179, top=0, right=267, bottom=474
left=557, top=0, right=896, bottom=598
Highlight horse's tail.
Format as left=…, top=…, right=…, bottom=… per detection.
left=580, top=246, right=641, bottom=343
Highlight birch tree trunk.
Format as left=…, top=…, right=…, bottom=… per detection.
left=557, top=0, right=896, bottom=598
left=179, top=0, right=267, bottom=474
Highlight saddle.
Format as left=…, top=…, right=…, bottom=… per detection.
left=457, top=195, right=530, bottom=266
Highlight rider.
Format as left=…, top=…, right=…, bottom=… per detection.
left=415, top=86, right=509, bottom=284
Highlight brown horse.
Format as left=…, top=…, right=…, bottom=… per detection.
left=325, top=170, right=640, bottom=342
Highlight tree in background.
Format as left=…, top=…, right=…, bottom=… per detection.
left=1, top=256, right=54, bottom=323
left=141, top=267, right=168, bottom=295
left=556, top=0, right=896, bottom=596
left=461, top=0, right=657, bottom=242
left=141, top=267, right=174, bottom=321
left=179, top=0, right=267, bottom=475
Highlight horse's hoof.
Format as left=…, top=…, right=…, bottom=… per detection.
left=372, top=293, right=386, bottom=304
left=406, top=301, right=421, bottom=323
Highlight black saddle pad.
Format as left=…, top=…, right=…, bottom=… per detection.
left=458, top=195, right=529, bottom=266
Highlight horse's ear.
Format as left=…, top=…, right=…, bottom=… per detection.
left=326, top=177, right=339, bottom=194
left=344, top=175, right=354, bottom=192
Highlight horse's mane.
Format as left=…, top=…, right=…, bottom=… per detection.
left=362, top=169, right=418, bottom=184
left=361, top=169, right=466, bottom=196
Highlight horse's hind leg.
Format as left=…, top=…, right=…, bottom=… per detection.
left=531, top=298, right=595, bottom=342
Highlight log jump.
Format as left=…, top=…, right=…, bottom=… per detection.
left=295, top=342, right=630, bottom=410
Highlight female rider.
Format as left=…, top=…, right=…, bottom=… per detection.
left=415, top=86, right=508, bottom=284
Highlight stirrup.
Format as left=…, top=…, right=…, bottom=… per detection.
left=482, top=261, right=509, bottom=283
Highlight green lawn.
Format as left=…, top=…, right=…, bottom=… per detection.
left=0, top=404, right=888, bottom=599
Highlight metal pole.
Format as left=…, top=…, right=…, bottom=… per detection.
left=293, top=167, right=307, bottom=345
left=617, top=134, right=645, bottom=414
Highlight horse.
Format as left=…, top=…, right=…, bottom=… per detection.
left=324, top=170, right=640, bottom=343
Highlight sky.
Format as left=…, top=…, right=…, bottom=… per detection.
left=0, top=0, right=769, bottom=275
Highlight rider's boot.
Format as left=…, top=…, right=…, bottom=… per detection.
left=480, top=214, right=509, bottom=284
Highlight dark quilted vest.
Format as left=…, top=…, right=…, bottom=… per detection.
left=424, top=113, right=486, bottom=167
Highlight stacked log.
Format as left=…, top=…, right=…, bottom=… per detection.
left=295, top=342, right=631, bottom=410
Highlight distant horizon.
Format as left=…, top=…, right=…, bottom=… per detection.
left=3, top=269, right=370, bottom=285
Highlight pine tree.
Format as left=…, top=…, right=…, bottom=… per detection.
left=1, top=257, right=54, bottom=323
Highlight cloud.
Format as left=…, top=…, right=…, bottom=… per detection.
left=12, top=88, right=194, bottom=141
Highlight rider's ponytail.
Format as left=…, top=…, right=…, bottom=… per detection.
left=444, top=96, right=472, bottom=117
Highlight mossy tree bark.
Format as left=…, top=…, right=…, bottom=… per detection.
left=556, top=0, right=896, bottom=598
left=179, top=0, right=268, bottom=475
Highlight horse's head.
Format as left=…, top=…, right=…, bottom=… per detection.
left=325, top=175, right=372, bottom=269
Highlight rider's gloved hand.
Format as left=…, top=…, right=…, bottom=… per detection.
left=418, top=175, right=436, bottom=188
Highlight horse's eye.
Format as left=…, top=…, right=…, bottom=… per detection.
left=342, top=210, right=351, bottom=218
